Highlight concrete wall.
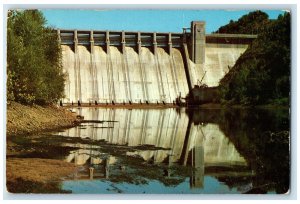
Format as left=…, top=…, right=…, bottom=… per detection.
left=187, top=43, right=248, bottom=88
left=190, top=21, right=206, bottom=64
left=62, top=45, right=189, bottom=103
left=59, top=25, right=255, bottom=103
left=203, top=43, right=248, bottom=87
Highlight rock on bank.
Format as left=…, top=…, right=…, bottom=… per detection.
left=6, top=102, right=78, bottom=136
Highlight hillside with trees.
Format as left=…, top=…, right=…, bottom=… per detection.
left=214, top=10, right=270, bottom=34
left=7, top=10, right=65, bottom=105
left=218, top=11, right=290, bottom=106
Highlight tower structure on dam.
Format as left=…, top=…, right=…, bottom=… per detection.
left=190, top=21, right=206, bottom=64
left=58, top=21, right=256, bottom=104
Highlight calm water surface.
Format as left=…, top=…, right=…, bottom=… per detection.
left=49, top=107, right=289, bottom=194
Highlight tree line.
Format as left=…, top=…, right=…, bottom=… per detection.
left=217, top=11, right=290, bottom=106
left=7, top=10, right=65, bottom=105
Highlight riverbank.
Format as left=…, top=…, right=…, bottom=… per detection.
left=6, top=101, right=82, bottom=193
left=6, top=101, right=80, bottom=137
left=6, top=158, right=80, bottom=193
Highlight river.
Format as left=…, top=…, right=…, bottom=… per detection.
left=10, top=107, right=290, bottom=194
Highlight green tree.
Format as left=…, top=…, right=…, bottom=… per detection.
left=214, top=10, right=269, bottom=34
left=218, top=12, right=290, bottom=106
left=7, top=10, right=65, bottom=105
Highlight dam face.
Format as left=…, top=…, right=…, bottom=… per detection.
left=59, top=21, right=256, bottom=103
left=62, top=45, right=188, bottom=104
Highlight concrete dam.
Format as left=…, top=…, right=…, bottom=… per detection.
left=58, top=21, right=256, bottom=104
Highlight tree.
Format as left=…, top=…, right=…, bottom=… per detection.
left=214, top=10, right=269, bottom=34
left=7, top=10, right=65, bottom=105
left=218, top=12, right=290, bottom=106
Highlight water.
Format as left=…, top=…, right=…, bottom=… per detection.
left=62, top=177, right=245, bottom=194
left=51, top=107, right=289, bottom=194
left=9, top=107, right=288, bottom=194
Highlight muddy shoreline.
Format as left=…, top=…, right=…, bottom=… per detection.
left=6, top=102, right=80, bottom=137
left=6, top=102, right=82, bottom=193
left=6, top=158, right=81, bottom=193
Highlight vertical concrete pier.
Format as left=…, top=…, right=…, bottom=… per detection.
left=137, top=32, right=142, bottom=54
left=90, top=30, right=94, bottom=53
left=121, top=31, right=126, bottom=53
left=153, top=32, right=157, bottom=55
left=106, top=30, right=110, bottom=54
left=57, top=29, right=61, bottom=44
left=168, top=32, right=172, bottom=55
left=74, top=30, right=78, bottom=53
left=191, top=21, right=205, bottom=64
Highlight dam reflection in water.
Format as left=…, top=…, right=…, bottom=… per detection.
left=61, top=108, right=245, bottom=165
left=58, top=108, right=249, bottom=193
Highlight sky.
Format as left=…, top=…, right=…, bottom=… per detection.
left=41, top=9, right=285, bottom=34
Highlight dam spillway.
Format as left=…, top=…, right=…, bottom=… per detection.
left=62, top=45, right=189, bottom=104
left=59, top=21, right=257, bottom=104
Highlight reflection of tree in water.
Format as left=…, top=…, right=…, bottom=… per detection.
left=186, top=108, right=290, bottom=193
